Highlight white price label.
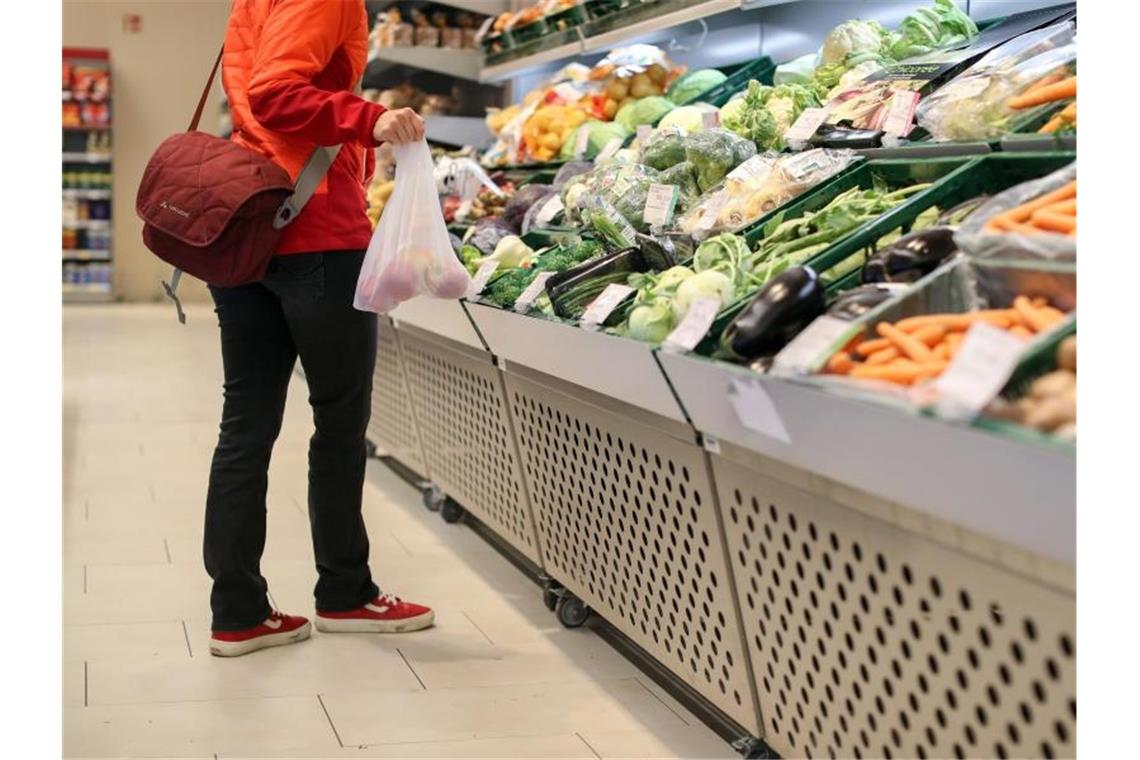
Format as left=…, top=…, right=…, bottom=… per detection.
left=580, top=283, right=634, bottom=329
left=636, top=124, right=652, bottom=144
left=701, top=110, right=721, bottom=129
left=573, top=127, right=590, bottom=158
left=597, top=137, right=624, bottom=161
left=771, top=315, right=856, bottom=376
left=535, top=195, right=564, bottom=226
left=933, top=322, right=1025, bottom=419
left=467, top=260, right=499, bottom=298
left=693, top=191, right=729, bottom=233
left=784, top=106, right=831, bottom=145
left=662, top=296, right=720, bottom=353
left=881, top=89, right=921, bottom=138
left=514, top=271, right=554, bottom=313
left=781, top=149, right=829, bottom=182
left=643, top=184, right=679, bottom=228
left=728, top=376, right=792, bottom=444
left=727, top=155, right=773, bottom=184
left=552, top=82, right=583, bottom=103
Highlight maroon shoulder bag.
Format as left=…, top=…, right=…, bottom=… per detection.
left=135, top=49, right=338, bottom=322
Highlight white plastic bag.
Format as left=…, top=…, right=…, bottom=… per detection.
left=354, top=140, right=472, bottom=313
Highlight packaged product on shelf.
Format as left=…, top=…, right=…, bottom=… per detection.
left=984, top=333, right=1076, bottom=441
left=441, top=27, right=464, bottom=49
left=954, top=162, right=1076, bottom=261
left=915, top=21, right=1076, bottom=142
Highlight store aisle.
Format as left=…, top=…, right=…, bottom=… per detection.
left=63, top=304, right=734, bottom=759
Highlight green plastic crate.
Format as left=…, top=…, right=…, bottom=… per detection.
left=671, top=56, right=777, bottom=108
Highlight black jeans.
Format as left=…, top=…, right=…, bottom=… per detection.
left=206, top=250, right=380, bottom=631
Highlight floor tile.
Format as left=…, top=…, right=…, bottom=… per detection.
left=64, top=660, right=86, bottom=708
left=64, top=695, right=335, bottom=758
left=64, top=621, right=190, bottom=662
left=219, top=734, right=593, bottom=758
left=579, top=726, right=739, bottom=759
left=63, top=537, right=169, bottom=566
left=320, top=678, right=689, bottom=747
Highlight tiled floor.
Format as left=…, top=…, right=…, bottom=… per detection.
left=63, top=303, right=736, bottom=759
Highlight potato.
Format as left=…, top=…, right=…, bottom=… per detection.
left=1024, top=395, right=1076, bottom=432
left=540, top=132, right=562, bottom=150
left=985, top=397, right=1025, bottom=423
left=1057, top=335, right=1076, bottom=372
left=1029, top=370, right=1076, bottom=400
left=647, top=64, right=667, bottom=84
left=605, top=79, right=629, bottom=101
left=629, top=73, right=654, bottom=99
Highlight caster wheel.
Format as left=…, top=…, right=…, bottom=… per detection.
left=440, top=499, right=464, bottom=524
left=555, top=594, right=590, bottom=628
left=542, top=586, right=559, bottom=611
left=420, top=484, right=444, bottom=512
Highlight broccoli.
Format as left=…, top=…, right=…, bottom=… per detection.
left=640, top=129, right=687, bottom=170
left=685, top=129, right=758, bottom=193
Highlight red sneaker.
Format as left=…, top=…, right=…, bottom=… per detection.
left=209, top=611, right=312, bottom=657
left=314, top=593, right=435, bottom=633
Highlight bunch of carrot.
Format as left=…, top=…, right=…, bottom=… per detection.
left=1008, top=73, right=1075, bottom=110
left=982, top=180, right=1076, bottom=236
left=1039, top=102, right=1076, bottom=134
left=824, top=296, right=1068, bottom=386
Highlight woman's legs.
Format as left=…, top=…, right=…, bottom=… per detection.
left=205, top=281, right=297, bottom=631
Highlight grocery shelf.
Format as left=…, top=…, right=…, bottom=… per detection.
left=63, top=249, right=112, bottom=261
left=581, top=0, right=739, bottom=52
left=480, top=39, right=583, bottom=82
left=61, top=189, right=112, bottom=199
left=434, top=0, right=509, bottom=12
left=62, top=284, right=113, bottom=302
left=62, top=152, right=112, bottom=163
left=63, top=218, right=112, bottom=230
left=424, top=115, right=493, bottom=148
left=63, top=124, right=112, bottom=132
left=368, top=46, right=483, bottom=81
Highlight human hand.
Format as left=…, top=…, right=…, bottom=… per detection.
left=373, top=107, right=425, bottom=145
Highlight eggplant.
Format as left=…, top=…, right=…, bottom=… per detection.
left=720, top=266, right=826, bottom=361
left=826, top=284, right=902, bottom=321
left=862, top=226, right=957, bottom=284
left=809, top=124, right=886, bottom=150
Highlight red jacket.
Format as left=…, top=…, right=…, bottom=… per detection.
left=223, top=0, right=384, bottom=255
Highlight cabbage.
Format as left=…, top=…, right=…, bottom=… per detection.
left=615, top=96, right=676, bottom=132
left=658, top=103, right=719, bottom=134
left=627, top=302, right=676, bottom=343
left=672, top=270, right=734, bottom=321
left=666, top=69, right=728, bottom=105
left=890, top=0, right=978, bottom=60
left=559, top=120, right=630, bottom=160
left=819, top=19, right=893, bottom=67
left=774, top=53, right=817, bottom=87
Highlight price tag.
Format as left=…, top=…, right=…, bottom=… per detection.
left=662, top=296, right=720, bottom=353
left=701, top=110, right=721, bottom=129
left=784, top=106, right=831, bottom=146
left=727, top=155, right=773, bottom=184
left=881, top=89, right=921, bottom=138
left=636, top=124, right=652, bottom=144
left=467, top=260, right=499, bottom=298
left=728, top=376, right=792, bottom=444
left=552, top=82, right=583, bottom=103
left=573, top=127, right=590, bottom=158
left=771, top=315, right=855, bottom=376
left=643, top=183, right=679, bottom=228
left=933, top=322, right=1025, bottom=419
left=597, top=137, right=624, bottom=161
left=473, top=15, right=495, bottom=43
left=692, top=190, right=729, bottom=233
left=580, top=283, right=634, bottom=330
left=781, top=149, right=828, bottom=182
left=514, top=271, right=554, bottom=313
left=535, top=195, right=563, bottom=226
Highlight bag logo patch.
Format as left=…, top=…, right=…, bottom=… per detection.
left=159, top=200, right=191, bottom=218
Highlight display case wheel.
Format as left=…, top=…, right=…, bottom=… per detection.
left=542, top=587, right=559, bottom=611
left=420, top=484, right=444, bottom=512
left=440, top=499, right=464, bottom=524
left=555, top=593, right=590, bottom=628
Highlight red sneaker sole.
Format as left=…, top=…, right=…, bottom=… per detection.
left=313, top=609, right=435, bottom=634
left=209, top=621, right=312, bottom=657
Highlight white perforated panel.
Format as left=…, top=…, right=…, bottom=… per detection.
left=368, top=319, right=426, bottom=476
left=711, top=455, right=1076, bottom=760
left=506, top=372, right=760, bottom=735
left=399, top=331, right=541, bottom=565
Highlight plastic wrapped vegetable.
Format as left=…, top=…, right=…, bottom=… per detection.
left=615, top=96, right=675, bottom=132
left=552, top=161, right=594, bottom=189
left=889, top=0, right=978, bottom=61
left=656, top=161, right=701, bottom=214
left=819, top=19, right=893, bottom=68
left=465, top=217, right=516, bottom=255
left=640, top=127, right=687, bottom=170
left=684, top=128, right=757, bottom=193
left=657, top=103, right=720, bottom=134
left=721, top=80, right=820, bottom=152
left=559, top=120, right=630, bottom=160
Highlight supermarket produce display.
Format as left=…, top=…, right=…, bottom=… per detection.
left=365, top=2, right=1076, bottom=757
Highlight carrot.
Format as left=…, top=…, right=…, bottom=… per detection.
left=984, top=181, right=1077, bottom=231
left=1010, top=325, right=1033, bottom=340
left=855, top=337, right=891, bottom=356
left=849, top=360, right=949, bottom=385
left=1038, top=115, right=1065, bottom=134
left=1030, top=210, right=1075, bottom=234
left=877, top=322, right=934, bottom=362
left=865, top=347, right=900, bottom=366
left=894, top=310, right=1012, bottom=332
left=1022, top=71, right=1067, bottom=95
left=932, top=343, right=951, bottom=361
left=826, top=351, right=854, bottom=375
left=1008, top=76, right=1075, bottom=109
left=1013, top=296, right=1065, bottom=333
left=1059, top=101, right=1077, bottom=120
left=912, top=324, right=948, bottom=347
left=1042, top=199, right=1076, bottom=216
